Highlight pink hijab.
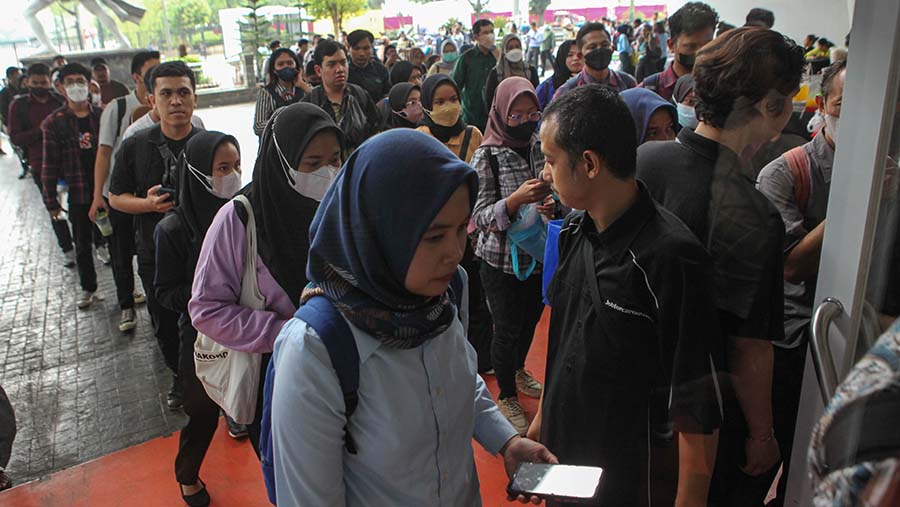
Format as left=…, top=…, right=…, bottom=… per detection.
left=480, top=76, right=539, bottom=149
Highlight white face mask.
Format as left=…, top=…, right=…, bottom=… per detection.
left=675, top=101, right=698, bottom=130
left=188, top=162, right=242, bottom=199
left=272, top=127, right=338, bottom=201
left=824, top=114, right=839, bottom=145
left=65, top=83, right=89, bottom=103
left=505, top=48, right=524, bottom=63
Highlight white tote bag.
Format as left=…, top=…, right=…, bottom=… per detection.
left=194, top=195, right=264, bottom=425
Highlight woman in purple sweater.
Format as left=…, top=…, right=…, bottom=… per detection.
left=189, top=103, right=343, bottom=452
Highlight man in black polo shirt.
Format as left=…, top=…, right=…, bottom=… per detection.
left=531, top=84, right=723, bottom=506
left=346, top=29, right=391, bottom=103
left=110, top=62, right=203, bottom=410
left=636, top=27, right=805, bottom=506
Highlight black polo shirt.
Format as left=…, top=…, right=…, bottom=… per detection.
left=542, top=183, right=724, bottom=506
left=637, top=128, right=785, bottom=342
left=347, top=58, right=391, bottom=103
left=109, top=124, right=201, bottom=258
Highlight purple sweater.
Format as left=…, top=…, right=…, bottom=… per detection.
left=189, top=201, right=296, bottom=353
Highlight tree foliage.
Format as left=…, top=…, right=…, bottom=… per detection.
left=529, top=0, right=552, bottom=18
left=307, top=0, right=366, bottom=36
left=239, top=0, right=272, bottom=79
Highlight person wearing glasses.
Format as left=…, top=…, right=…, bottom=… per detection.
left=471, top=77, right=563, bottom=435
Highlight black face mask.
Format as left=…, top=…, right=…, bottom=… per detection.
left=506, top=120, right=538, bottom=141
left=276, top=67, right=299, bottom=82
left=30, top=87, right=50, bottom=98
left=584, top=47, right=613, bottom=71
left=677, top=52, right=696, bottom=70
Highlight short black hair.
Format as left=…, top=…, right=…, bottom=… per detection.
left=269, top=40, right=281, bottom=50
left=472, top=19, right=493, bottom=36
left=347, top=29, right=374, bottom=48
left=143, top=65, right=156, bottom=91
left=131, top=50, right=161, bottom=76
left=745, top=8, right=775, bottom=28
left=148, top=61, right=196, bottom=94
left=305, top=60, right=317, bottom=77
left=543, top=84, right=637, bottom=180
left=821, top=59, right=847, bottom=99
left=90, top=57, right=108, bottom=68
left=575, top=22, right=610, bottom=49
left=298, top=38, right=309, bottom=46
left=58, top=63, right=91, bottom=83
left=668, top=2, right=718, bottom=41
left=693, top=27, right=805, bottom=129
left=52, top=55, right=66, bottom=63
left=313, top=39, right=346, bottom=66
left=817, top=37, right=834, bottom=48
left=805, top=33, right=818, bottom=42
left=5, top=66, right=19, bottom=78
left=27, top=63, right=50, bottom=77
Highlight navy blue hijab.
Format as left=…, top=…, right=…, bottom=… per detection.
left=306, top=129, right=478, bottom=348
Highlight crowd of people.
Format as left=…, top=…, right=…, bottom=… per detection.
left=1, top=1, right=892, bottom=506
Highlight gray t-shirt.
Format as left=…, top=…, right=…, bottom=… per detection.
left=99, top=92, right=142, bottom=196
left=757, top=131, right=834, bottom=347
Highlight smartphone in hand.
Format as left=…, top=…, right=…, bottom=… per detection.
left=507, top=463, right=604, bottom=504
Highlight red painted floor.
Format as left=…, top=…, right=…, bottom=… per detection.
left=1, top=309, right=550, bottom=507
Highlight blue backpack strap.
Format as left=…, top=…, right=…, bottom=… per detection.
left=259, top=295, right=359, bottom=506
left=295, top=296, right=360, bottom=454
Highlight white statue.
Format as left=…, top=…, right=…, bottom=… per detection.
left=25, top=0, right=146, bottom=53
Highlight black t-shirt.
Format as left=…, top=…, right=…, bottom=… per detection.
left=541, top=184, right=724, bottom=506
left=77, top=115, right=96, bottom=178
left=109, top=124, right=201, bottom=256
left=636, top=128, right=785, bottom=343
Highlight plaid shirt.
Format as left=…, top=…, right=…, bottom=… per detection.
left=471, top=141, right=546, bottom=275
left=637, top=64, right=679, bottom=102
left=41, top=104, right=102, bottom=212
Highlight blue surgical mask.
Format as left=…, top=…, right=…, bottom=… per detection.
left=676, top=101, right=698, bottom=129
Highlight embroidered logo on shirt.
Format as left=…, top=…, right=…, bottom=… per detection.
left=604, top=299, right=653, bottom=322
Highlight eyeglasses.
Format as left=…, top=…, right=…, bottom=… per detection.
left=507, top=111, right=542, bottom=125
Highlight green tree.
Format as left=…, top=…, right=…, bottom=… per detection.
left=240, top=0, right=272, bottom=79
left=367, top=0, right=384, bottom=9
left=529, top=0, right=552, bottom=19
left=170, top=0, right=212, bottom=32
left=307, top=0, right=366, bottom=36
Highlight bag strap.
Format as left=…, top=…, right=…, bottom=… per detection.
left=510, top=242, right=537, bottom=281
left=784, top=146, right=811, bottom=214
left=115, top=96, right=127, bottom=139
left=232, top=195, right=264, bottom=304
left=154, top=134, right=180, bottom=188
left=458, top=125, right=474, bottom=160
left=641, top=72, right=660, bottom=92
left=295, top=296, right=360, bottom=455
left=821, top=385, right=900, bottom=472
left=487, top=149, right=502, bottom=202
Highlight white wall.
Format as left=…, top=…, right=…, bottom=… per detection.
left=668, top=0, right=852, bottom=48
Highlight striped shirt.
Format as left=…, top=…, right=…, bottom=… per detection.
left=253, top=83, right=301, bottom=136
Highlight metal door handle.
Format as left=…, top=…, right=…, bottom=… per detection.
left=810, top=297, right=844, bottom=405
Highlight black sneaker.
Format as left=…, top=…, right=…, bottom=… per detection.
left=167, top=375, right=183, bottom=410
left=225, top=415, right=249, bottom=439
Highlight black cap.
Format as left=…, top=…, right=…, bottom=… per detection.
left=90, top=57, right=108, bottom=69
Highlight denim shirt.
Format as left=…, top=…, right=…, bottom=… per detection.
left=271, top=286, right=518, bottom=506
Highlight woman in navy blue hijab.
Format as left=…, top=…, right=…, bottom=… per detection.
left=270, top=129, right=557, bottom=505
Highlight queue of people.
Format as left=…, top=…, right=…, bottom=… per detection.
left=2, top=2, right=888, bottom=506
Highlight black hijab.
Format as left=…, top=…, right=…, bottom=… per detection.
left=386, top=82, right=419, bottom=129
left=175, top=131, right=239, bottom=250
left=389, top=60, right=416, bottom=85
left=244, top=102, right=343, bottom=306
left=420, top=74, right=466, bottom=143
left=551, top=40, right=577, bottom=89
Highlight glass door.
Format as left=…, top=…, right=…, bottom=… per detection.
left=784, top=1, right=900, bottom=505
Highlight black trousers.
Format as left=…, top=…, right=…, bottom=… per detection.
left=768, top=342, right=808, bottom=507
left=0, top=384, right=15, bottom=469
left=527, top=47, right=541, bottom=73
left=461, top=241, right=493, bottom=372
left=480, top=261, right=544, bottom=399
left=175, top=328, right=221, bottom=485
left=104, top=198, right=136, bottom=309
left=32, top=172, right=73, bottom=253
left=137, top=251, right=181, bottom=373
left=68, top=203, right=98, bottom=293
left=539, top=49, right=554, bottom=74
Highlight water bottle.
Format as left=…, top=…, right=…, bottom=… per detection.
left=95, top=210, right=113, bottom=237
